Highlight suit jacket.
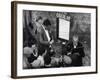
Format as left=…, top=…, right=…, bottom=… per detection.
left=35, top=25, right=53, bottom=56
left=67, top=41, right=85, bottom=57
left=36, top=25, right=52, bottom=47
left=64, top=41, right=85, bottom=66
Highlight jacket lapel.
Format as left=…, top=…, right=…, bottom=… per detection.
left=41, top=27, right=49, bottom=41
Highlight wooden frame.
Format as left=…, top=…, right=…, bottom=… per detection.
left=11, top=1, right=98, bottom=78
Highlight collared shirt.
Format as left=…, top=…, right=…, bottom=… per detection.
left=42, top=25, right=51, bottom=42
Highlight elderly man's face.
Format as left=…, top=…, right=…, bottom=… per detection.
left=73, top=36, right=79, bottom=43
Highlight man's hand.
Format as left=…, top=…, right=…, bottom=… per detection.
left=67, top=52, right=71, bottom=55
left=50, top=40, right=54, bottom=44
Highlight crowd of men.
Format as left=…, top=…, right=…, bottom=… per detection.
left=23, top=16, right=85, bottom=69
